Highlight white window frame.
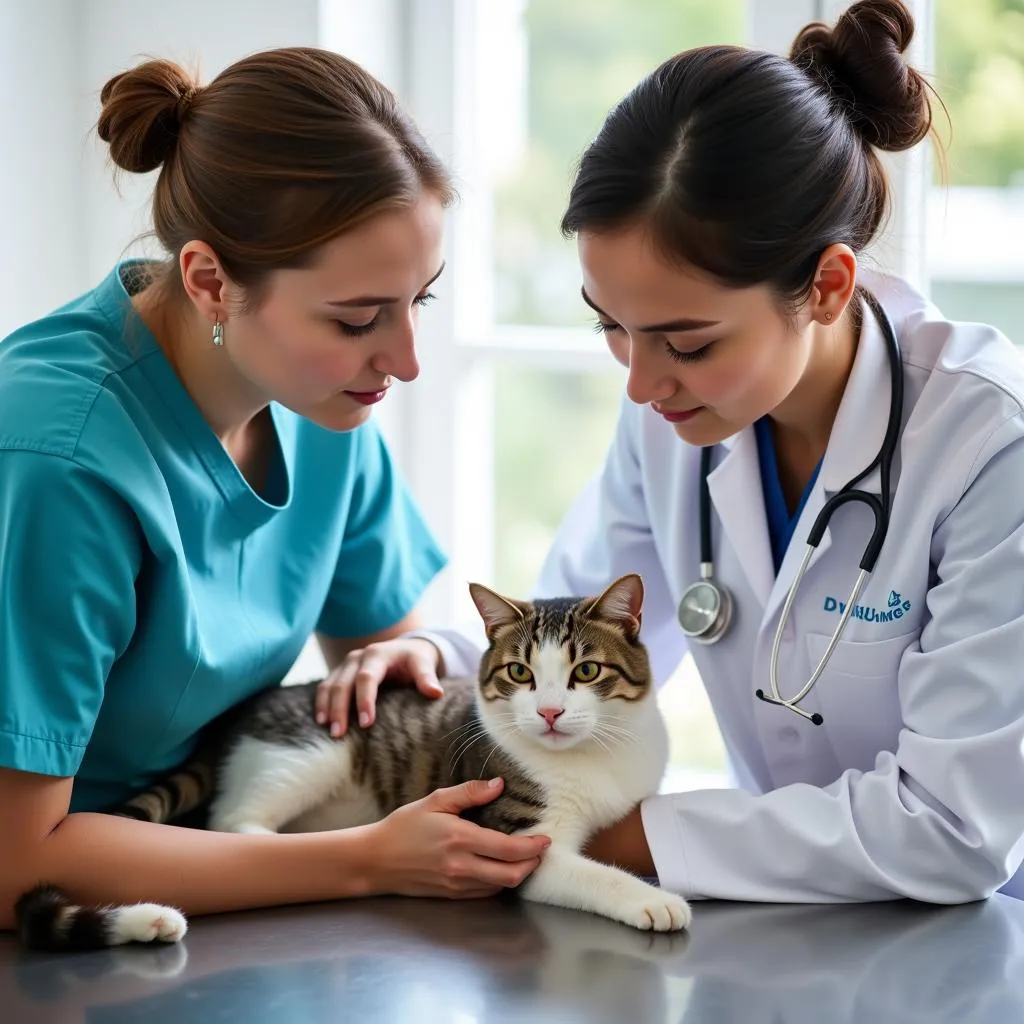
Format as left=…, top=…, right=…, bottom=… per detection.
left=364, top=0, right=936, bottom=625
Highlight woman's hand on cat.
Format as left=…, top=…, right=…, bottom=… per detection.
left=364, top=778, right=551, bottom=899
left=316, top=638, right=444, bottom=737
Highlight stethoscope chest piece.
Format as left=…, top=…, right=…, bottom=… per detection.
left=677, top=576, right=733, bottom=645
left=680, top=444, right=734, bottom=645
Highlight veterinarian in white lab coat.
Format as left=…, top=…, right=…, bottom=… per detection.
left=333, top=0, right=1024, bottom=905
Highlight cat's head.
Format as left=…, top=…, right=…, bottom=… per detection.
left=468, top=574, right=653, bottom=751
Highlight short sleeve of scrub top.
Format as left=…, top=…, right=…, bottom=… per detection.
left=0, top=261, right=447, bottom=812
left=0, top=449, right=142, bottom=779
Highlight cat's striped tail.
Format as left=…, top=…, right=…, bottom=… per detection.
left=110, top=700, right=245, bottom=824
left=15, top=884, right=187, bottom=951
left=111, top=755, right=215, bottom=824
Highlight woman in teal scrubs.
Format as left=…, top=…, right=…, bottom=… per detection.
left=0, top=48, right=548, bottom=928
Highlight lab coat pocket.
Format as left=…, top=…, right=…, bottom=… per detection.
left=805, top=631, right=916, bottom=773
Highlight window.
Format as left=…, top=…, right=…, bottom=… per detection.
left=493, top=367, right=623, bottom=598
left=927, top=0, right=1024, bottom=343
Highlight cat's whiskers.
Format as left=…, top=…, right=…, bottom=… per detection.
left=447, top=718, right=520, bottom=771
left=440, top=714, right=508, bottom=743
left=469, top=717, right=524, bottom=775
left=486, top=711, right=519, bottom=725
left=592, top=719, right=639, bottom=741
left=446, top=711, right=514, bottom=739
left=447, top=728, right=493, bottom=770
left=591, top=734, right=628, bottom=755
left=591, top=723, right=638, bottom=751
left=441, top=720, right=481, bottom=741
left=592, top=724, right=635, bottom=745
left=479, top=740, right=505, bottom=778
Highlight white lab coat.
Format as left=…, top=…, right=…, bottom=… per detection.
left=420, top=270, right=1024, bottom=904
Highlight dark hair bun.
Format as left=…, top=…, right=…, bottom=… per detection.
left=790, top=0, right=932, bottom=151
left=97, top=59, right=200, bottom=173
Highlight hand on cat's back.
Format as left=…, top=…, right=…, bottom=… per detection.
left=315, top=637, right=445, bottom=737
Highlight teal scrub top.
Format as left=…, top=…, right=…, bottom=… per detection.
left=0, top=262, right=446, bottom=812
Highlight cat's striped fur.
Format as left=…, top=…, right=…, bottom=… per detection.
left=16, top=575, right=691, bottom=949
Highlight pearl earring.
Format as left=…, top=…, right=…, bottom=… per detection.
left=212, top=317, right=224, bottom=347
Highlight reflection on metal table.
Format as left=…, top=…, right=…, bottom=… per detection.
left=3, top=892, right=1024, bottom=1023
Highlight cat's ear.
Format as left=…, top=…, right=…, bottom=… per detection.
left=469, top=583, right=530, bottom=639
left=586, top=574, right=644, bottom=640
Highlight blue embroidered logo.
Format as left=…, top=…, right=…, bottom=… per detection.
left=823, top=591, right=911, bottom=622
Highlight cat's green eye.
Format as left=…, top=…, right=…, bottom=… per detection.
left=508, top=663, right=534, bottom=684
left=572, top=661, right=601, bottom=683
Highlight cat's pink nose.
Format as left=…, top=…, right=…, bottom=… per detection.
left=538, top=707, right=564, bottom=726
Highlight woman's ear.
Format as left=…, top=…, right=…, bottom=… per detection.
left=179, top=242, right=232, bottom=326
left=811, top=243, right=858, bottom=326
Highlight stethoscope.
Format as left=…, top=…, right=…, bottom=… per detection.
left=676, top=288, right=904, bottom=724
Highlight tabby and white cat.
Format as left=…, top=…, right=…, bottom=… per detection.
left=16, top=574, right=691, bottom=950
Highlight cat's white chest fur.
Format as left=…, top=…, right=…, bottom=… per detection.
left=495, top=699, right=669, bottom=845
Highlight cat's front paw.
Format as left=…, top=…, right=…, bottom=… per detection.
left=111, top=904, right=188, bottom=945
left=614, top=888, right=691, bottom=932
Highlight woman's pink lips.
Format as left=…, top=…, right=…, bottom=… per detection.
left=658, top=406, right=703, bottom=423
left=345, top=389, right=389, bottom=406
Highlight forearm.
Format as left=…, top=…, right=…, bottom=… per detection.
left=403, top=627, right=485, bottom=678
left=317, top=611, right=425, bottom=671
left=584, top=805, right=655, bottom=877
left=1, top=812, right=375, bottom=930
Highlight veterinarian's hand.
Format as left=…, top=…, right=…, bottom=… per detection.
left=365, top=778, right=550, bottom=899
left=316, top=637, right=444, bottom=737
